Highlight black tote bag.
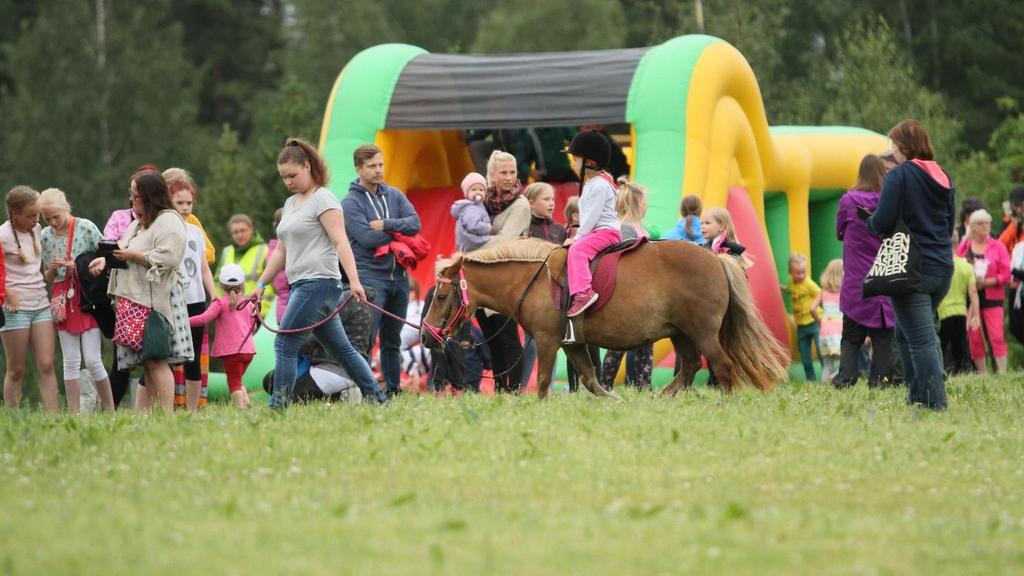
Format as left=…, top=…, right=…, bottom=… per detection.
left=862, top=218, right=922, bottom=298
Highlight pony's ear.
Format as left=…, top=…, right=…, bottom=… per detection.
left=435, top=255, right=463, bottom=278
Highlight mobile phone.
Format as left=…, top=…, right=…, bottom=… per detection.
left=98, top=240, right=128, bottom=269
left=856, top=205, right=873, bottom=220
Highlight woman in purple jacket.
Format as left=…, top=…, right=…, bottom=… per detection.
left=835, top=154, right=896, bottom=388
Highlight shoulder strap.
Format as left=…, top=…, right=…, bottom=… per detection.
left=596, top=172, right=616, bottom=189
left=65, top=217, right=77, bottom=260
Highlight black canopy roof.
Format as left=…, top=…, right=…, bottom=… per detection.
left=385, top=48, right=648, bottom=130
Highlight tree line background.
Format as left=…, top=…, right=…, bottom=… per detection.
left=2, top=0, right=1023, bottom=250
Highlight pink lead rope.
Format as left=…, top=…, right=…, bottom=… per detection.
left=236, top=291, right=422, bottom=341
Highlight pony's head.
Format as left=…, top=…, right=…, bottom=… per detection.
left=421, top=256, right=472, bottom=350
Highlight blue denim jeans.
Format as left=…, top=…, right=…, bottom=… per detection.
left=891, top=273, right=951, bottom=409
left=271, top=278, right=385, bottom=408
left=362, top=277, right=410, bottom=396
left=463, top=325, right=486, bottom=393
left=796, top=322, right=821, bottom=381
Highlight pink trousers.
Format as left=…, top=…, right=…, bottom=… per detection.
left=568, top=228, right=621, bottom=295
left=969, top=306, right=1007, bottom=359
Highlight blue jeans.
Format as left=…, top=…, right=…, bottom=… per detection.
left=796, top=322, right=821, bottom=381
left=271, top=279, right=384, bottom=408
left=363, top=277, right=410, bottom=396
left=891, top=273, right=951, bottom=409
left=463, top=325, right=487, bottom=393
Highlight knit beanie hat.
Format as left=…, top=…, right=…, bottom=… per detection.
left=461, top=173, right=488, bottom=197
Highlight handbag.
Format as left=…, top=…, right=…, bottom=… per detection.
left=113, top=298, right=150, bottom=351
left=49, top=217, right=77, bottom=323
left=142, top=308, right=173, bottom=360
left=862, top=217, right=922, bottom=298
left=113, top=281, right=174, bottom=358
left=142, top=280, right=173, bottom=360
left=111, top=223, right=175, bottom=358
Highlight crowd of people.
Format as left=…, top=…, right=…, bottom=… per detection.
left=1, top=121, right=1019, bottom=413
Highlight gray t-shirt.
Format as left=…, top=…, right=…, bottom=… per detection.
left=278, top=187, right=342, bottom=283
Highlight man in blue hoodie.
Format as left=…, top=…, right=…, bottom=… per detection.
left=343, top=144, right=422, bottom=398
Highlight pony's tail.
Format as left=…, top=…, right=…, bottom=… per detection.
left=717, top=255, right=789, bottom=391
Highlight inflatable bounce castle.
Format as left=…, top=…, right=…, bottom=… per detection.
left=217, top=34, right=889, bottom=396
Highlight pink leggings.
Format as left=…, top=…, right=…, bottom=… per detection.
left=568, top=228, right=621, bottom=295
left=968, top=306, right=1007, bottom=359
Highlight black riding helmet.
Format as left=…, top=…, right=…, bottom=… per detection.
left=565, top=130, right=611, bottom=171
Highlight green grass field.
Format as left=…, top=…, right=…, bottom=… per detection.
left=1, top=376, right=1022, bottom=575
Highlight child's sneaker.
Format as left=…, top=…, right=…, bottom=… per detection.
left=567, top=289, right=599, bottom=317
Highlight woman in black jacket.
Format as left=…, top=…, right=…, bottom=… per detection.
left=867, top=120, right=955, bottom=410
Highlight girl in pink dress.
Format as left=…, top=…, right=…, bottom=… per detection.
left=188, top=264, right=257, bottom=409
left=811, top=259, right=844, bottom=383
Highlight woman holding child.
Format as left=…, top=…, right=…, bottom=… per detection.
left=473, top=151, right=530, bottom=393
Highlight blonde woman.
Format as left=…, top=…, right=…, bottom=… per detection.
left=39, top=188, right=113, bottom=413
left=481, top=150, right=531, bottom=248
left=1, top=186, right=59, bottom=411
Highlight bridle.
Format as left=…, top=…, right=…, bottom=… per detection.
left=421, top=268, right=471, bottom=346
left=422, top=251, right=554, bottom=353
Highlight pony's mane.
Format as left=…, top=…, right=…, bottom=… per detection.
left=462, top=238, right=560, bottom=264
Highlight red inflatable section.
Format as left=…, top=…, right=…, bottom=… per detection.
left=404, top=187, right=462, bottom=290
left=725, top=187, right=790, bottom=349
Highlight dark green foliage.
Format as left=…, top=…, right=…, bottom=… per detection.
left=0, top=0, right=207, bottom=227
left=0, top=0, right=1021, bottom=241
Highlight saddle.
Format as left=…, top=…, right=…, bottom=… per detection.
left=548, top=237, right=648, bottom=343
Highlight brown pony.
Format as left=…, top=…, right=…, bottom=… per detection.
left=421, top=238, right=788, bottom=399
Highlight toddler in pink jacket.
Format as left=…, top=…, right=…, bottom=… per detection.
left=189, top=264, right=257, bottom=408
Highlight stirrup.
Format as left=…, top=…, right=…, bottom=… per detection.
left=562, top=318, right=577, bottom=344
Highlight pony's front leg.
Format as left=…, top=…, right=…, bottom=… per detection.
left=535, top=338, right=560, bottom=400
left=565, top=344, right=617, bottom=399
